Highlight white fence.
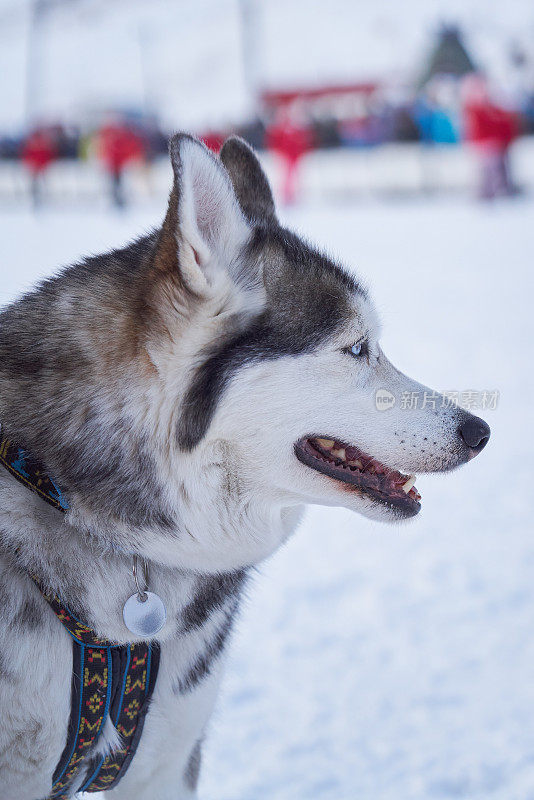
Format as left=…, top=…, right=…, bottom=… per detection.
left=1, top=137, right=533, bottom=206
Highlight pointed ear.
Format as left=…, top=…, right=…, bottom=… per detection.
left=155, top=133, right=251, bottom=294
left=219, top=136, right=277, bottom=225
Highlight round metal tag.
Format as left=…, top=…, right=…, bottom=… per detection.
left=122, top=591, right=167, bottom=637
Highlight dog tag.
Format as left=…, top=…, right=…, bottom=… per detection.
left=123, top=591, right=167, bottom=637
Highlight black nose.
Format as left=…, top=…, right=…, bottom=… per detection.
left=458, top=415, right=491, bottom=452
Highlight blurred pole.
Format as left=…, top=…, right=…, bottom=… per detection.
left=238, top=0, right=261, bottom=115
left=25, top=0, right=46, bottom=126
left=137, top=24, right=154, bottom=116
left=25, top=0, right=83, bottom=126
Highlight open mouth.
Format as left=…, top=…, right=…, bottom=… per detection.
left=294, top=437, right=422, bottom=516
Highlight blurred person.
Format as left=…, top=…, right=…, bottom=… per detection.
left=201, top=130, right=226, bottom=153
left=522, top=92, right=534, bottom=135
left=462, top=74, right=519, bottom=199
left=339, top=110, right=391, bottom=147
left=22, top=127, right=58, bottom=209
left=313, top=116, right=341, bottom=148
left=392, top=106, right=420, bottom=142
left=237, top=116, right=267, bottom=150
left=413, top=98, right=459, bottom=144
left=131, top=117, right=168, bottom=198
left=96, top=116, right=145, bottom=208
left=131, top=114, right=168, bottom=164
left=48, top=124, right=80, bottom=161
left=266, top=108, right=314, bottom=204
left=413, top=79, right=460, bottom=145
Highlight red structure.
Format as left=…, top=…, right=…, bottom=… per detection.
left=261, top=82, right=380, bottom=117
left=261, top=82, right=380, bottom=203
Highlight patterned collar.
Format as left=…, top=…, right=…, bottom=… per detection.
left=0, top=430, right=160, bottom=798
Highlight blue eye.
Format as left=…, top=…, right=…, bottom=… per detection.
left=344, top=340, right=368, bottom=359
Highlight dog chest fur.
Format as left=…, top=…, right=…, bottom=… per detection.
left=0, top=463, right=247, bottom=799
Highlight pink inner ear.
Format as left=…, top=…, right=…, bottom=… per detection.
left=193, top=248, right=201, bottom=266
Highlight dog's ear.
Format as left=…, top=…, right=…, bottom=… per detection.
left=220, top=136, right=277, bottom=225
left=155, top=133, right=251, bottom=295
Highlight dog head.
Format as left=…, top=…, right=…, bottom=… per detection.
left=137, top=134, right=490, bottom=567
left=0, top=134, right=490, bottom=573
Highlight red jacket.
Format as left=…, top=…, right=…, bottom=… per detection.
left=464, top=101, right=517, bottom=150
left=98, top=125, right=144, bottom=173
left=22, top=131, right=57, bottom=174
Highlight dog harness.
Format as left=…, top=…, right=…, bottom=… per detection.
left=0, top=434, right=160, bottom=799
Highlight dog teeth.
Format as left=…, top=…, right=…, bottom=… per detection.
left=331, top=448, right=346, bottom=460
left=402, top=475, right=417, bottom=493
left=316, top=438, right=335, bottom=449
left=350, top=459, right=363, bottom=469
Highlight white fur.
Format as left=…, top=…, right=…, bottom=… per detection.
left=0, top=471, right=229, bottom=798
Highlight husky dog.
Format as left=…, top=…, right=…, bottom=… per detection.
left=0, top=134, right=489, bottom=800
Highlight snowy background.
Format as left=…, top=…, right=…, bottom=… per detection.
left=2, top=192, right=533, bottom=799
left=1, top=0, right=534, bottom=132
left=1, top=0, right=534, bottom=797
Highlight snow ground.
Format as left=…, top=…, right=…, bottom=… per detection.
left=1, top=193, right=533, bottom=800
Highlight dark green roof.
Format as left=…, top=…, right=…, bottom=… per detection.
left=418, top=25, right=477, bottom=88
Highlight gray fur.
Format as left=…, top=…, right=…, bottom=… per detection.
left=13, top=597, right=44, bottom=632
left=173, top=598, right=240, bottom=695
left=0, top=648, right=15, bottom=682
left=177, top=225, right=364, bottom=451
left=0, top=232, right=176, bottom=549
left=184, top=740, right=202, bottom=791
left=220, top=136, right=277, bottom=224
left=179, top=571, right=246, bottom=634
left=0, top=571, right=44, bottom=632
left=174, top=136, right=365, bottom=450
